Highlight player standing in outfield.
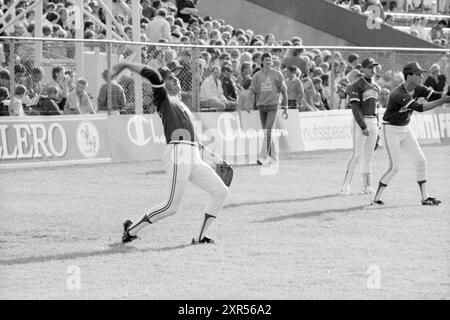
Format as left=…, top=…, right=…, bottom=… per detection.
left=341, top=57, right=381, bottom=195
left=373, top=62, right=450, bottom=206
left=111, top=62, right=229, bottom=244
left=249, top=52, right=288, bottom=165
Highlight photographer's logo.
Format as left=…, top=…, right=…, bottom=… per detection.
left=366, top=5, right=382, bottom=30
left=76, top=122, right=99, bottom=158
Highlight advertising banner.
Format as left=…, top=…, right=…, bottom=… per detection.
left=0, top=115, right=111, bottom=169
left=410, top=111, right=441, bottom=145
left=107, top=114, right=166, bottom=162
left=297, top=110, right=354, bottom=151
left=436, top=107, right=450, bottom=144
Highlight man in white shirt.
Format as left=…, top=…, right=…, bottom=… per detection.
left=200, top=65, right=235, bottom=111
left=146, top=8, right=171, bottom=43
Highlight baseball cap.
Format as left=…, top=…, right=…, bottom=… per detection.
left=361, top=57, right=380, bottom=69
left=403, top=62, right=426, bottom=75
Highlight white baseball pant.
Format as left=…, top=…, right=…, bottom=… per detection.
left=343, top=117, right=379, bottom=187
left=379, top=124, right=427, bottom=185
left=128, top=141, right=228, bottom=236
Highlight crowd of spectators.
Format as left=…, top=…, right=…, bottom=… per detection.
left=332, top=0, right=450, bottom=46
left=0, top=0, right=449, bottom=116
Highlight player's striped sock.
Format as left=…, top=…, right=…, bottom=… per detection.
left=128, top=216, right=152, bottom=237
left=374, top=182, right=387, bottom=202
left=418, top=180, right=428, bottom=201
left=197, top=213, right=216, bottom=242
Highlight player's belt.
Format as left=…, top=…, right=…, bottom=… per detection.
left=169, top=140, right=197, bottom=146
left=363, top=115, right=377, bottom=118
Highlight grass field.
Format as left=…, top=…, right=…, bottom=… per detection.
left=1, top=144, right=449, bottom=300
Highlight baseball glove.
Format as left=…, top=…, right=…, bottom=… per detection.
left=216, top=162, right=233, bottom=187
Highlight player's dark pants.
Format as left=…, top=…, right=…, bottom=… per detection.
left=258, top=104, right=278, bottom=160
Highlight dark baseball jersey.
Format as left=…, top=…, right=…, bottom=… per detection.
left=348, top=77, right=380, bottom=130
left=383, top=84, right=441, bottom=126
left=141, top=67, right=195, bottom=143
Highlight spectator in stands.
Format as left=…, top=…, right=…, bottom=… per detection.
left=376, top=70, right=393, bottom=89
left=161, top=0, right=178, bottom=15
left=264, top=33, right=276, bottom=46
left=391, top=71, right=405, bottom=88
left=409, top=16, right=422, bottom=37
left=384, top=15, right=395, bottom=27
left=251, top=51, right=263, bottom=74
left=45, top=12, right=60, bottom=29
left=237, top=75, right=253, bottom=112
left=34, top=86, right=64, bottom=116
left=379, top=87, right=390, bottom=109
left=97, top=69, right=127, bottom=115
left=24, top=67, right=43, bottom=103
left=0, top=87, right=9, bottom=117
left=14, top=64, right=26, bottom=87
left=42, top=25, right=52, bottom=38
left=44, top=66, right=70, bottom=102
left=431, top=19, right=448, bottom=41
left=281, top=48, right=307, bottom=76
left=301, top=74, right=316, bottom=110
left=285, top=66, right=305, bottom=110
left=57, top=8, right=70, bottom=31
left=147, top=8, right=171, bottom=43
left=65, top=78, right=94, bottom=115
left=345, top=53, right=359, bottom=75
left=312, top=77, right=329, bottom=110
left=141, top=0, right=156, bottom=20
left=417, top=17, right=431, bottom=41
left=0, top=68, right=10, bottom=89
left=148, top=49, right=166, bottom=69
left=200, top=65, right=236, bottom=111
left=9, top=85, right=27, bottom=116
left=176, top=0, right=199, bottom=23
left=424, top=63, right=447, bottom=93
left=220, top=65, right=238, bottom=104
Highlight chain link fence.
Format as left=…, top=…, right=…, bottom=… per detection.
left=1, top=37, right=450, bottom=115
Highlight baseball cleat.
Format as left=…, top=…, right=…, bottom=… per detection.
left=191, top=236, right=215, bottom=245
left=340, top=185, right=351, bottom=195
left=371, top=200, right=385, bottom=205
left=421, top=197, right=442, bottom=206
left=362, top=186, right=376, bottom=194
left=122, top=220, right=138, bottom=243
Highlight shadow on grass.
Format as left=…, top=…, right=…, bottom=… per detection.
left=0, top=243, right=192, bottom=266
left=254, top=203, right=408, bottom=223
left=224, top=193, right=341, bottom=209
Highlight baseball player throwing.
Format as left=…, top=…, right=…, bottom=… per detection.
left=111, top=62, right=229, bottom=244
left=373, top=62, right=450, bottom=206
left=341, top=57, right=381, bottom=195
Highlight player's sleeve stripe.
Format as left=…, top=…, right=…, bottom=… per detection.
left=349, top=98, right=360, bottom=103
left=426, top=90, right=434, bottom=99
left=151, top=83, right=164, bottom=88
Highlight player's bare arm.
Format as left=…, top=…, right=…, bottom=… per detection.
left=111, top=62, right=147, bottom=78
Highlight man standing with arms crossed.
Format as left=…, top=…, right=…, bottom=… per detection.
left=111, top=62, right=229, bottom=244
left=249, top=52, right=288, bottom=165
left=341, top=57, right=381, bottom=195
left=373, top=62, right=450, bottom=206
